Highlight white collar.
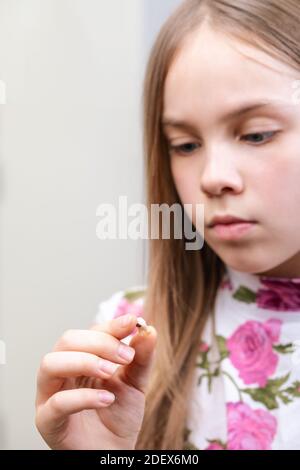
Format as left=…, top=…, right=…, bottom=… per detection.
left=224, top=265, right=300, bottom=313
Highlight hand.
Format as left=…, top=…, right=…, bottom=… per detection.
left=35, top=314, right=157, bottom=449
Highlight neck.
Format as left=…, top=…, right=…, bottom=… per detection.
left=253, top=253, right=300, bottom=279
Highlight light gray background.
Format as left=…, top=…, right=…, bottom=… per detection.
left=0, top=0, right=182, bottom=451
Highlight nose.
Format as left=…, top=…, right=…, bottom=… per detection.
left=200, top=144, right=244, bottom=197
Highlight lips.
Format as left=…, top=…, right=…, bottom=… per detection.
left=210, top=217, right=257, bottom=241
left=208, top=215, right=256, bottom=228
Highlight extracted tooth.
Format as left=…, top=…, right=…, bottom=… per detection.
left=136, top=316, right=148, bottom=333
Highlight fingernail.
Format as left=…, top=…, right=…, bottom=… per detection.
left=98, top=391, right=115, bottom=404
left=118, top=343, right=135, bottom=361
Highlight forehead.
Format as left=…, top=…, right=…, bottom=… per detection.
left=163, top=23, right=298, bottom=121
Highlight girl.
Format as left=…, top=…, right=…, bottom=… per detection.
left=35, top=0, right=300, bottom=450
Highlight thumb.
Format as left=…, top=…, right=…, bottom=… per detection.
left=117, top=325, right=158, bottom=394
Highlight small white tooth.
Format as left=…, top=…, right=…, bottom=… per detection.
left=136, top=316, right=147, bottom=328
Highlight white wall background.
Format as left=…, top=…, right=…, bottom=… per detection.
left=0, top=0, right=182, bottom=450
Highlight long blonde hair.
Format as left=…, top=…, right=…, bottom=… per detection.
left=135, top=0, right=300, bottom=450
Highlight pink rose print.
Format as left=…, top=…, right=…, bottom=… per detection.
left=113, top=298, right=144, bottom=335
left=227, top=402, right=277, bottom=450
left=227, top=319, right=282, bottom=387
left=205, top=442, right=224, bottom=450
left=113, top=298, right=141, bottom=318
left=220, top=277, right=233, bottom=291
left=257, top=278, right=300, bottom=311
left=199, top=342, right=209, bottom=353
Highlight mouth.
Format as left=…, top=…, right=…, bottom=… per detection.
left=208, top=215, right=257, bottom=228
left=208, top=221, right=258, bottom=241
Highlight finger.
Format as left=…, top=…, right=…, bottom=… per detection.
left=37, top=315, right=140, bottom=406
left=36, top=388, right=116, bottom=437
left=117, top=325, right=158, bottom=394
left=36, top=351, right=119, bottom=404
left=90, top=313, right=138, bottom=338
left=52, top=325, right=136, bottom=366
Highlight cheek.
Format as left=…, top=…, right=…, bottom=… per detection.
left=170, top=159, right=201, bottom=203
left=253, top=153, right=300, bottom=231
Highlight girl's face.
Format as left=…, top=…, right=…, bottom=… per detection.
left=163, top=21, right=300, bottom=277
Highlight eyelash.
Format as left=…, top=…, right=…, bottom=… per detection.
left=168, top=130, right=280, bottom=156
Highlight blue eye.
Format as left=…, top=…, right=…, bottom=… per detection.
left=240, top=131, right=279, bottom=145
left=168, top=130, right=280, bottom=156
left=169, top=142, right=199, bottom=156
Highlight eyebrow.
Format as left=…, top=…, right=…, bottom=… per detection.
left=162, top=101, right=291, bottom=131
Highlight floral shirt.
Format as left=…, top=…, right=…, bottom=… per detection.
left=94, top=266, right=300, bottom=450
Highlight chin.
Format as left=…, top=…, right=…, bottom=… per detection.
left=217, top=251, right=275, bottom=275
